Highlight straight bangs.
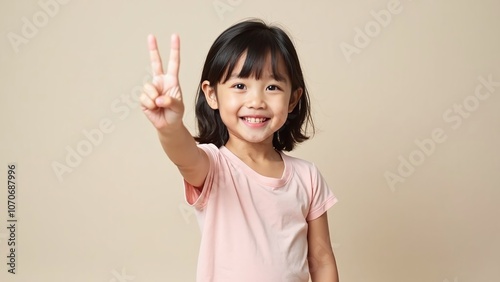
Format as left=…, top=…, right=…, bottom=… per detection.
left=210, top=30, right=288, bottom=85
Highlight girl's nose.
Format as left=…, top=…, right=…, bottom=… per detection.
left=245, top=90, right=266, bottom=109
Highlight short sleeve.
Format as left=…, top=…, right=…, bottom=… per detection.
left=306, top=165, right=338, bottom=221
left=184, top=143, right=219, bottom=210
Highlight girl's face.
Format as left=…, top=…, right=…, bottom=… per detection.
left=202, top=52, right=302, bottom=147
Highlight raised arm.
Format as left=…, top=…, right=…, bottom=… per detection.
left=140, top=34, right=209, bottom=188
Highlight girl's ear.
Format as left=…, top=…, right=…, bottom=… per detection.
left=288, top=88, right=303, bottom=113
left=202, top=80, right=218, bottom=109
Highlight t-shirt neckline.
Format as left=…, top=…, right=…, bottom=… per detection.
left=220, top=146, right=293, bottom=188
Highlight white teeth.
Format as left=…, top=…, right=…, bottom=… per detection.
left=244, top=117, right=267, bottom=123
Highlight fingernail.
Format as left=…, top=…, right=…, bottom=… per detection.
left=156, top=97, right=163, bottom=105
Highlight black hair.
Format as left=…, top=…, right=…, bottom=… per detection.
left=194, top=18, right=314, bottom=151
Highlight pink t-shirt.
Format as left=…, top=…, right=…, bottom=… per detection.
left=184, top=144, right=338, bottom=282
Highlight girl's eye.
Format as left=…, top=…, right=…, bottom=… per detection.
left=233, top=83, right=246, bottom=90
left=266, top=85, right=281, bottom=91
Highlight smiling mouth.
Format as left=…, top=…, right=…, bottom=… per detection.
left=241, top=117, right=269, bottom=123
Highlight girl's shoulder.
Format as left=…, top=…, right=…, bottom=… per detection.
left=280, top=151, right=321, bottom=172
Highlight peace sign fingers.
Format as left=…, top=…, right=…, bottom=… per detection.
left=142, top=33, right=184, bottom=129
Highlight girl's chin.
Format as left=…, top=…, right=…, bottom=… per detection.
left=227, top=133, right=275, bottom=145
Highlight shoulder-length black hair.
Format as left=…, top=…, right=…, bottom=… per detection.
left=194, top=18, right=314, bottom=151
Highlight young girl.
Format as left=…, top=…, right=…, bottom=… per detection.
left=141, top=19, right=339, bottom=282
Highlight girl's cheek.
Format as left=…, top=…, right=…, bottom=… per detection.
left=220, top=96, right=240, bottom=109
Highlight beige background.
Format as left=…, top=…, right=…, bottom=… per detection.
left=1, top=0, right=499, bottom=281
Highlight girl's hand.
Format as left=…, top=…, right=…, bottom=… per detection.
left=141, top=34, right=184, bottom=131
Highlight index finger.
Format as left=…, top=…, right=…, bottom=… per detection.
left=148, top=34, right=164, bottom=76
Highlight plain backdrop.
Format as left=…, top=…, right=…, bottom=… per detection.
left=1, top=0, right=499, bottom=281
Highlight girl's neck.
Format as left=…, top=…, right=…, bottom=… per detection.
left=224, top=138, right=284, bottom=179
left=224, top=139, right=281, bottom=163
